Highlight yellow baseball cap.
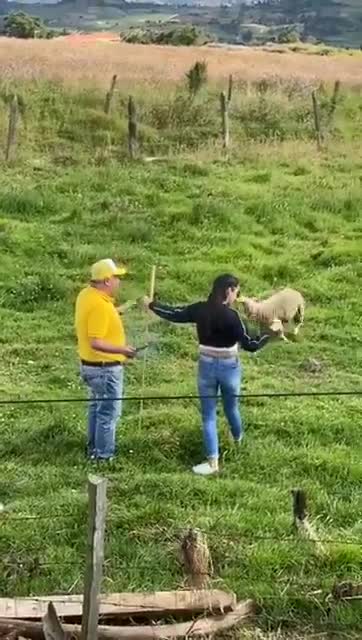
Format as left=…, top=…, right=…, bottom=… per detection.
left=90, top=258, right=127, bottom=281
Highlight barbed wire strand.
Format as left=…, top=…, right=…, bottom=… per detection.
left=1, top=512, right=361, bottom=547
left=0, top=389, right=361, bottom=406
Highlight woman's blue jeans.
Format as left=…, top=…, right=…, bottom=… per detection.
left=198, top=355, right=243, bottom=458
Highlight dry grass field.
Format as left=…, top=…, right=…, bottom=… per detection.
left=2, top=35, right=362, bottom=88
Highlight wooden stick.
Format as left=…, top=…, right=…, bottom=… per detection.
left=0, top=590, right=236, bottom=621
left=5, top=95, right=19, bottom=163
left=0, top=599, right=255, bottom=640
left=138, top=266, right=157, bottom=430
left=81, top=476, right=108, bottom=640
left=104, top=75, right=117, bottom=115
left=149, top=265, right=156, bottom=301
left=220, top=91, right=229, bottom=149
left=311, top=90, right=323, bottom=151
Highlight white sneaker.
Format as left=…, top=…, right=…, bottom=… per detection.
left=192, top=461, right=219, bottom=476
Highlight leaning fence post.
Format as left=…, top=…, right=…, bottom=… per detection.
left=311, top=90, right=323, bottom=150
left=220, top=91, right=229, bottom=149
left=43, top=602, right=65, bottom=640
left=81, top=475, right=107, bottom=640
left=5, top=95, right=19, bottom=163
left=104, top=74, right=117, bottom=115
left=128, top=95, right=137, bottom=160
left=291, top=489, right=326, bottom=556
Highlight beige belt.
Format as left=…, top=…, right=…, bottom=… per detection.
left=199, top=346, right=238, bottom=359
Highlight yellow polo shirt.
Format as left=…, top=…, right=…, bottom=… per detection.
left=75, top=286, right=126, bottom=363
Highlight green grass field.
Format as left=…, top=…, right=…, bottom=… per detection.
left=0, top=78, right=361, bottom=636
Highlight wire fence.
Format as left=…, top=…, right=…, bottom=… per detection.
left=1, top=389, right=361, bottom=632
left=1, top=489, right=361, bottom=634
left=1, top=387, right=360, bottom=560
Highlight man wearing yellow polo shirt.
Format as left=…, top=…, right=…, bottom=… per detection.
left=75, top=259, right=136, bottom=462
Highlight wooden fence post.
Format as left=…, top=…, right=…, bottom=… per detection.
left=328, top=79, right=341, bottom=124
left=311, top=90, right=323, bottom=150
left=128, top=96, right=137, bottom=160
left=104, top=75, right=117, bottom=115
left=180, top=528, right=212, bottom=589
left=227, top=74, right=233, bottom=104
left=220, top=91, right=229, bottom=149
left=5, top=95, right=19, bottom=163
left=81, top=476, right=107, bottom=640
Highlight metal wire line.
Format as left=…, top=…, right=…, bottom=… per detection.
left=1, top=512, right=361, bottom=547
left=0, top=389, right=361, bottom=406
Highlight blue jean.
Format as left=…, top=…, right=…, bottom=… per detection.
left=198, top=355, right=243, bottom=459
left=80, top=364, right=123, bottom=459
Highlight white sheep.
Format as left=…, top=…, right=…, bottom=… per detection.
left=238, top=288, right=305, bottom=342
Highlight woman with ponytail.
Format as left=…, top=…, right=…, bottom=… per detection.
left=143, top=274, right=271, bottom=476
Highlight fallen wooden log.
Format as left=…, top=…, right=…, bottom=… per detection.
left=0, top=599, right=254, bottom=640
left=0, top=590, right=236, bottom=621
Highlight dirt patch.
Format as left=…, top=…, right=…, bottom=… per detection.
left=61, top=32, right=119, bottom=45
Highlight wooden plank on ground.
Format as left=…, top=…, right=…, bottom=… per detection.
left=0, top=590, right=236, bottom=620
left=0, top=599, right=254, bottom=640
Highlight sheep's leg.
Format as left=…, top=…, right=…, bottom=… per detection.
left=292, top=318, right=304, bottom=335
left=279, top=321, right=290, bottom=342
left=270, top=319, right=289, bottom=342
left=293, top=323, right=302, bottom=336
left=293, top=305, right=304, bottom=335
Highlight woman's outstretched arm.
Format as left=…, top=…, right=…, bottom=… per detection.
left=144, top=297, right=199, bottom=324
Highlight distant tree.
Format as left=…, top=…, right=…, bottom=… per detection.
left=242, top=28, right=254, bottom=44
left=277, top=27, right=300, bottom=43
left=4, top=12, right=42, bottom=38
left=166, top=25, right=203, bottom=46
left=122, top=25, right=209, bottom=47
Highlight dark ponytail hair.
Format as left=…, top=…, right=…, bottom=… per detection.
left=208, top=274, right=240, bottom=305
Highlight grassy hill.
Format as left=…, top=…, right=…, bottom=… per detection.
left=0, top=42, right=361, bottom=635
left=1, top=0, right=362, bottom=47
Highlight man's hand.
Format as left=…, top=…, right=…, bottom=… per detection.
left=121, top=346, right=137, bottom=359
